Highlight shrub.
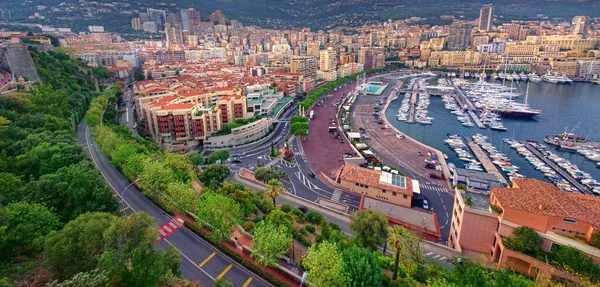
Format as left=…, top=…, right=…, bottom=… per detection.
left=292, top=208, right=305, bottom=222
left=242, top=221, right=254, bottom=231
left=305, top=210, right=324, bottom=224
left=294, top=232, right=311, bottom=247
left=305, top=225, right=316, bottom=233
left=280, top=203, right=292, bottom=213
left=297, top=227, right=307, bottom=235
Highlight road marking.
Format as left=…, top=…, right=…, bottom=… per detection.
left=432, top=254, right=441, bottom=259
left=331, top=189, right=342, bottom=202
left=169, top=222, right=177, bottom=228
left=198, top=252, right=215, bottom=267
left=426, top=252, right=434, bottom=256
left=163, top=226, right=172, bottom=233
left=121, top=206, right=130, bottom=212
left=242, top=277, right=253, bottom=287
left=217, top=264, right=233, bottom=279
left=159, top=229, right=167, bottom=236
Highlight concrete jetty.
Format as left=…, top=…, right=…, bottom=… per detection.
left=468, top=110, right=486, bottom=129
left=464, top=136, right=508, bottom=185
left=522, top=141, right=590, bottom=194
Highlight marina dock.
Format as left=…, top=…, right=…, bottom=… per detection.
left=468, top=110, right=486, bottom=129
left=453, top=85, right=476, bottom=111
left=464, top=137, right=508, bottom=185
left=407, top=82, right=418, bottom=123
left=521, top=141, right=590, bottom=194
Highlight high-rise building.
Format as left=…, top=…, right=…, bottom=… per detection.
left=209, top=10, right=228, bottom=25
left=478, top=4, right=493, bottom=32
left=358, top=47, right=384, bottom=70
left=165, top=23, right=182, bottom=47
left=131, top=18, right=142, bottom=31
left=306, top=41, right=320, bottom=58
left=180, top=8, right=200, bottom=32
left=447, top=21, right=473, bottom=51
left=142, top=21, right=157, bottom=34
left=290, top=56, right=318, bottom=80
left=319, top=47, right=337, bottom=71
left=572, top=16, right=590, bottom=38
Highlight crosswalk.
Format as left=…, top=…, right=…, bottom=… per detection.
left=281, top=160, right=297, bottom=168
left=331, top=189, right=342, bottom=202
left=156, top=219, right=183, bottom=242
left=295, top=171, right=321, bottom=190
left=420, top=184, right=450, bottom=193
left=424, top=251, right=452, bottom=263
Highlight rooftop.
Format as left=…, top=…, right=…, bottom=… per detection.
left=493, top=178, right=600, bottom=229
left=339, top=165, right=412, bottom=196
left=361, top=195, right=440, bottom=238
left=465, top=191, right=491, bottom=211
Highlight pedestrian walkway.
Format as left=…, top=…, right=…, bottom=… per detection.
left=156, top=220, right=181, bottom=242
left=331, top=189, right=342, bottom=202
left=420, top=184, right=451, bottom=193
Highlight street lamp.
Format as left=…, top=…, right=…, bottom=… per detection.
left=119, top=178, right=140, bottom=210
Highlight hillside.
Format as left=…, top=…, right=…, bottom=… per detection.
left=2, top=0, right=599, bottom=32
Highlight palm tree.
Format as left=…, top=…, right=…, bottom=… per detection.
left=387, top=225, right=411, bottom=280
left=264, top=179, right=284, bottom=206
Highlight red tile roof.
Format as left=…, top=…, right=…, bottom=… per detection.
left=339, top=165, right=413, bottom=196
left=493, top=178, right=600, bottom=228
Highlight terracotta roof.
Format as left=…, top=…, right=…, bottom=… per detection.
left=339, top=165, right=413, bottom=196
left=493, top=178, right=600, bottom=228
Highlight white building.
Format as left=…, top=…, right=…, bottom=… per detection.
left=88, top=26, right=105, bottom=32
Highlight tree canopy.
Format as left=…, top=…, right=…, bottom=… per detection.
left=194, top=192, right=242, bottom=242
left=199, top=164, right=230, bottom=190
left=251, top=221, right=292, bottom=267
left=207, top=150, right=230, bottom=164
left=349, top=209, right=389, bottom=250
left=302, top=241, right=348, bottom=287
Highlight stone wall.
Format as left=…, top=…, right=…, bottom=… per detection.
left=0, top=43, right=40, bottom=82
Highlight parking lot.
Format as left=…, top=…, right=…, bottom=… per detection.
left=302, top=82, right=356, bottom=180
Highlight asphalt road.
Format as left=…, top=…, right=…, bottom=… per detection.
left=76, top=120, right=271, bottom=287
left=348, top=78, right=454, bottom=242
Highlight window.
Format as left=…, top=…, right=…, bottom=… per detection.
left=382, top=189, right=386, bottom=193
left=355, top=183, right=359, bottom=186
left=365, top=185, right=369, bottom=188
left=562, top=218, right=577, bottom=224
left=393, top=192, right=397, bottom=196
left=403, top=194, right=407, bottom=199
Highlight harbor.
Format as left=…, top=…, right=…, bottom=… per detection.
left=386, top=77, right=600, bottom=194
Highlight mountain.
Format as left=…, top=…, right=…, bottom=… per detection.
left=2, top=0, right=599, bottom=31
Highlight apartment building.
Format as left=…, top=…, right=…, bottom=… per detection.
left=577, top=60, right=600, bottom=79
left=449, top=178, right=600, bottom=283
left=263, top=72, right=302, bottom=96
left=290, top=56, right=317, bottom=80
left=550, top=60, right=579, bottom=77
left=428, top=51, right=483, bottom=67
left=526, top=35, right=598, bottom=51
left=216, top=95, right=247, bottom=124
left=319, top=47, right=337, bottom=71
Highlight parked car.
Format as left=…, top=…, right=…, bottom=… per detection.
left=422, top=199, right=430, bottom=210
left=230, top=157, right=243, bottom=163
left=298, top=206, right=309, bottom=213
left=429, top=173, right=446, bottom=180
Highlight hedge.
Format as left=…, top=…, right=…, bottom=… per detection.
left=183, top=222, right=292, bottom=287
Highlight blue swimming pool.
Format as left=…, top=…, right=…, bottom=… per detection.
left=365, top=85, right=382, bottom=93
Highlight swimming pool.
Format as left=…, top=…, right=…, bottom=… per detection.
left=363, top=83, right=388, bottom=95
left=366, top=85, right=382, bottom=93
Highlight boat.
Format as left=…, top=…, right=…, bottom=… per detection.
left=519, top=72, right=528, bottom=81
left=528, top=73, right=542, bottom=83
left=542, top=72, right=560, bottom=84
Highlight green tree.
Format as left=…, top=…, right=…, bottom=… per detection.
left=139, top=159, right=173, bottom=196
left=342, top=245, right=384, bottom=287
left=290, top=122, right=309, bottom=139
left=0, top=172, right=23, bottom=205
left=253, top=167, right=285, bottom=183
left=550, top=246, right=600, bottom=282
left=503, top=227, right=543, bottom=258
left=15, top=141, right=85, bottom=179
left=251, top=221, right=292, bottom=267
left=290, top=115, right=308, bottom=124
left=163, top=153, right=193, bottom=183
left=46, top=269, right=109, bottom=287
left=263, top=179, right=284, bottom=206
left=0, top=202, right=60, bottom=259
left=44, top=212, right=118, bottom=281
left=194, top=192, right=242, bottom=242
left=164, top=181, right=200, bottom=213
left=349, top=209, right=389, bottom=250
left=387, top=225, right=412, bottom=280
left=265, top=208, right=294, bottom=234
left=133, top=67, right=145, bottom=81
left=198, top=164, right=230, bottom=190
left=207, top=150, right=230, bottom=164
left=98, top=213, right=181, bottom=287
left=0, top=116, right=11, bottom=130
left=187, top=152, right=204, bottom=166
left=24, top=160, right=119, bottom=222
left=302, top=241, right=348, bottom=287
left=216, top=182, right=256, bottom=217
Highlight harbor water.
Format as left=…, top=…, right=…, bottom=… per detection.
left=385, top=79, right=600, bottom=184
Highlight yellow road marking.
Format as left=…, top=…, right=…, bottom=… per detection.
left=242, top=277, right=253, bottom=287
left=217, top=264, right=233, bottom=279
left=121, top=206, right=130, bottom=211
left=198, top=252, right=215, bottom=267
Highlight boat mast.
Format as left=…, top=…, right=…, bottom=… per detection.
left=525, top=81, right=530, bottom=106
